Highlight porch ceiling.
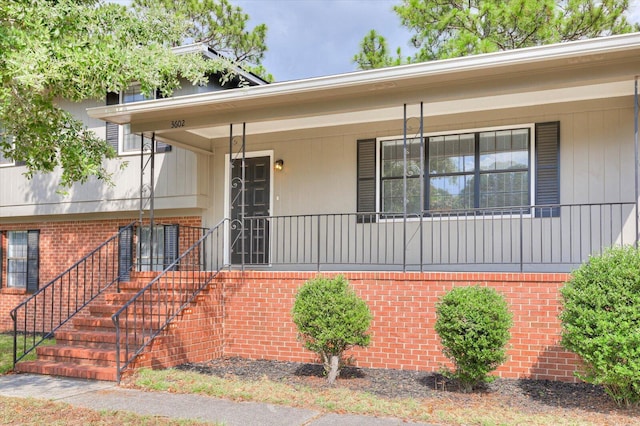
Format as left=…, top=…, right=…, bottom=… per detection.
left=87, top=33, right=640, bottom=155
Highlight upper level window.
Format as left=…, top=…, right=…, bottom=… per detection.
left=0, top=127, right=15, bottom=167
left=121, top=85, right=155, bottom=154
left=105, top=86, right=171, bottom=156
left=377, top=125, right=532, bottom=215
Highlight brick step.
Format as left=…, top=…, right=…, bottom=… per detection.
left=55, top=330, right=145, bottom=349
left=36, top=345, right=124, bottom=367
left=15, top=361, right=116, bottom=381
left=103, top=292, right=200, bottom=306
left=89, top=303, right=175, bottom=318
left=72, top=317, right=166, bottom=332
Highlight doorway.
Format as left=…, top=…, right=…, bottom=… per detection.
left=230, top=155, right=271, bottom=264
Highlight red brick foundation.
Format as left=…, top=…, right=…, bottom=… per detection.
left=216, top=271, right=580, bottom=382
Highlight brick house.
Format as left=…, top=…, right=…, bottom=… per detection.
left=2, top=34, right=640, bottom=382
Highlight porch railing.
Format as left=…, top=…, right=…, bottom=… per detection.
left=11, top=222, right=136, bottom=366
left=111, top=219, right=227, bottom=383
left=243, top=202, right=637, bottom=272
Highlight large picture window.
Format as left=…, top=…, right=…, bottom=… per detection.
left=357, top=122, right=559, bottom=219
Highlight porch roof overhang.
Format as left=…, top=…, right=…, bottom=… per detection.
left=87, top=33, right=640, bottom=155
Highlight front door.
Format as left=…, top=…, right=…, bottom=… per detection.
left=230, top=156, right=270, bottom=264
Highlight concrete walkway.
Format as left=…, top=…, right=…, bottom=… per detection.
left=0, top=374, right=434, bottom=426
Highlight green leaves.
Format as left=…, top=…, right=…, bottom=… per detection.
left=435, top=286, right=512, bottom=392
left=560, top=246, right=640, bottom=406
left=0, top=0, right=254, bottom=189
left=354, top=0, right=639, bottom=69
left=291, top=275, right=372, bottom=379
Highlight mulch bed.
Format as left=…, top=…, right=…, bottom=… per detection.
left=176, top=357, right=640, bottom=419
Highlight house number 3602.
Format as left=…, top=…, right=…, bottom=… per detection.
left=170, top=120, right=186, bottom=128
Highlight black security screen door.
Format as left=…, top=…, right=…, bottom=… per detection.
left=231, top=156, right=270, bottom=264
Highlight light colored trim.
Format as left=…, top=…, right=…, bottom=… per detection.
left=223, top=150, right=274, bottom=265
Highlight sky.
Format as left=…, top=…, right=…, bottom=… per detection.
left=235, top=0, right=415, bottom=82
left=111, top=0, right=640, bottom=83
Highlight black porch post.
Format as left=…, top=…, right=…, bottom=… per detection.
left=635, top=77, right=639, bottom=248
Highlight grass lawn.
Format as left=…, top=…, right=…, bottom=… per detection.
left=0, top=396, right=217, bottom=426
left=129, top=368, right=640, bottom=426
left=0, top=333, right=55, bottom=375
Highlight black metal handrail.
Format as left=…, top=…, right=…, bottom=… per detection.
left=11, top=222, right=136, bottom=366
left=243, top=202, right=637, bottom=272
left=112, top=219, right=227, bottom=383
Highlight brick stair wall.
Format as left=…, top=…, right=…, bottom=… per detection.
left=14, top=271, right=219, bottom=381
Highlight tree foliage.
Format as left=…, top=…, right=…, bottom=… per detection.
left=0, top=0, right=266, bottom=188
left=354, top=0, right=639, bottom=69
left=132, top=0, right=270, bottom=80
left=291, top=275, right=372, bottom=384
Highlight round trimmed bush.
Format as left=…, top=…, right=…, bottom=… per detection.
left=435, top=286, right=512, bottom=392
left=291, top=275, right=372, bottom=384
left=560, top=246, right=640, bottom=406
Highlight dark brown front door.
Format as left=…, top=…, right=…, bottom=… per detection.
left=230, top=156, right=270, bottom=264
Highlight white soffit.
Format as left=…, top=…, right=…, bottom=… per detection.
left=167, top=80, right=634, bottom=142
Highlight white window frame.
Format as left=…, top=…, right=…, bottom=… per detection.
left=0, top=131, right=15, bottom=167
left=6, top=231, right=28, bottom=289
left=376, top=123, right=536, bottom=219
left=118, top=84, right=156, bottom=156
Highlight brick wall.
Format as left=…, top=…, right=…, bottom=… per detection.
left=0, top=216, right=202, bottom=332
left=216, top=271, right=580, bottom=382
left=129, top=281, right=224, bottom=371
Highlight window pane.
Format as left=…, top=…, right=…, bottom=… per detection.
left=123, top=85, right=153, bottom=104
left=480, top=171, right=529, bottom=208
left=138, top=226, right=165, bottom=272
left=381, top=138, right=421, bottom=178
left=382, top=178, right=421, bottom=215
left=480, top=129, right=529, bottom=171
left=429, top=175, right=474, bottom=210
left=429, top=133, right=474, bottom=174
left=7, top=231, right=28, bottom=288
left=123, top=124, right=141, bottom=151
left=121, top=85, right=154, bottom=153
left=0, top=131, right=14, bottom=165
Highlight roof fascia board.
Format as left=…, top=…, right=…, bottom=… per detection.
left=88, top=33, right=640, bottom=124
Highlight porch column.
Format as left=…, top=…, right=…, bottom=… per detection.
left=635, top=77, right=639, bottom=247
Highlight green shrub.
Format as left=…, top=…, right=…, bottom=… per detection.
left=560, top=245, right=640, bottom=407
left=291, top=275, right=372, bottom=384
left=435, top=286, right=512, bottom=392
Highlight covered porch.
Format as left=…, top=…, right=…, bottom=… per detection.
left=89, top=33, right=640, bottom=274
